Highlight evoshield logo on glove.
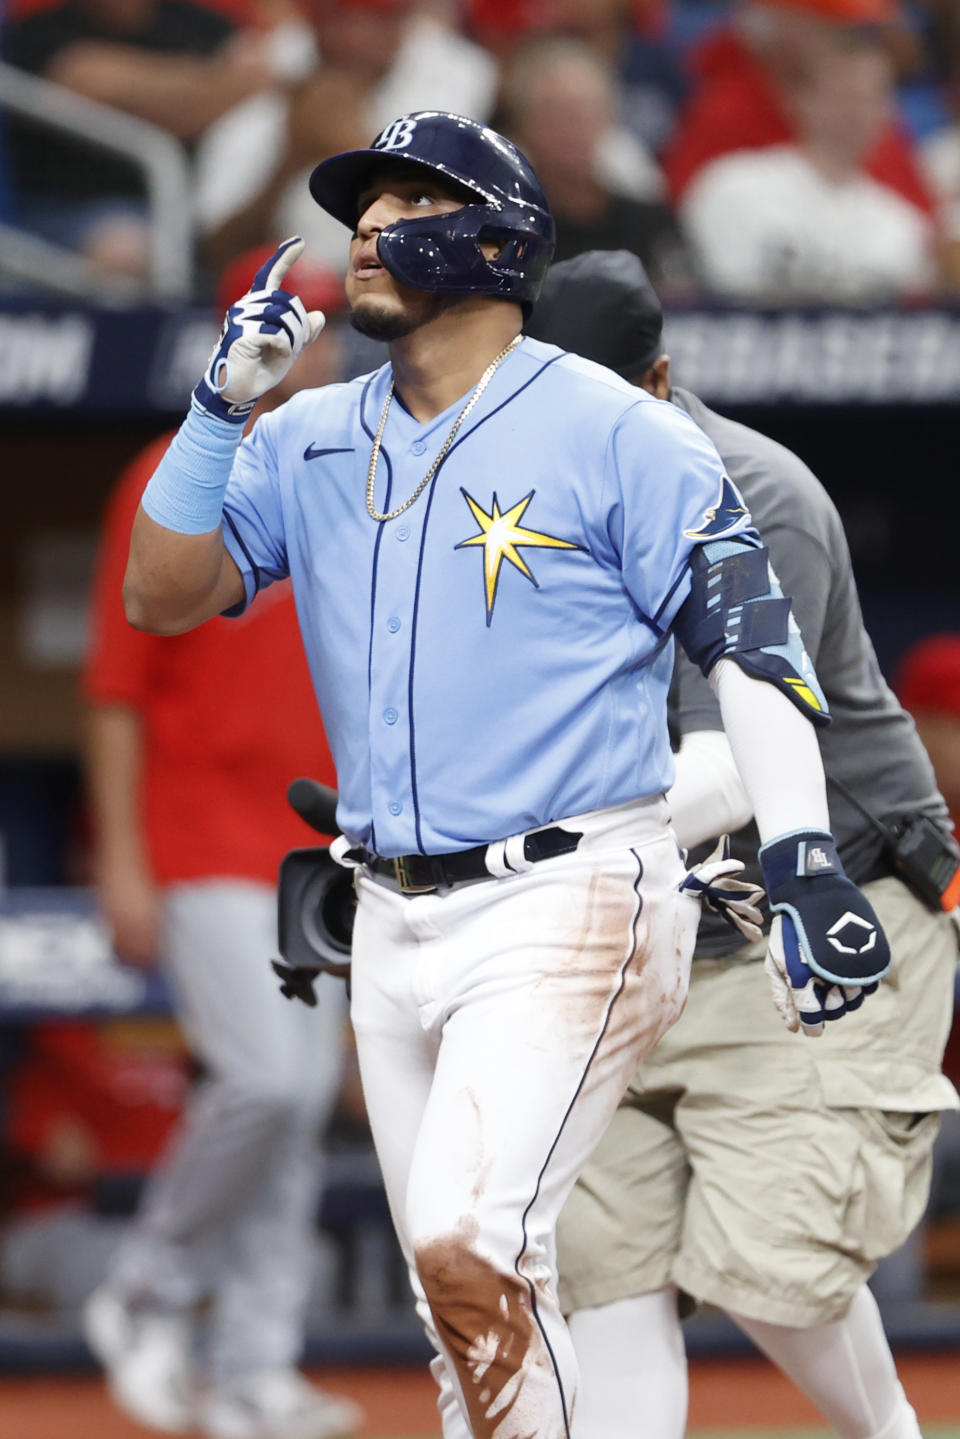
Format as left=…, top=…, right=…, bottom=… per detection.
left=826, top=913, right=877, bottom=955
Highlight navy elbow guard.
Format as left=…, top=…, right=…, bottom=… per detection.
left=673, top=540, right=830, bottom=727
left=760, top=830, right=891, bottom=987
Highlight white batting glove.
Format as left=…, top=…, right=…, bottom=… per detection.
left=763, top=914, right=862, bottom=1038
left=193, top=236, right=326, bottom=424
left=679, top=836, right=765, bottom=943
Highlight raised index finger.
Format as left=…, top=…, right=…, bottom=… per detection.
left=252, top=236, right=305, bottom=293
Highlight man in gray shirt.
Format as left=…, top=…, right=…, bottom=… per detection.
left=528, top=251, right=959, bottom=1439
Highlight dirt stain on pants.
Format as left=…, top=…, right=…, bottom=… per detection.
left=415, top=1232, right=553, bottom=1439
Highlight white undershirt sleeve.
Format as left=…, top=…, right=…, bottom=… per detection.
left=667, top=730, right=752, bottom=851
left=709, top=655, right=830, bottom=844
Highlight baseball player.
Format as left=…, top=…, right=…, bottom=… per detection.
left=120, top=111, right=891, bottom=1439
left=528, top=250, right=960, bottom=1439
left=83, top=251, right=360, bottom=1439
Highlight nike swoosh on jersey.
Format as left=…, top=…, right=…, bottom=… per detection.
left=303, top=444, right=355, bottom=461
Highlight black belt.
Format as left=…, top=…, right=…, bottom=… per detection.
left=362, top=825, right=584, bottom=894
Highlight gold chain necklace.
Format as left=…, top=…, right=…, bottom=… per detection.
left=365, top=335, right=522, bottom=524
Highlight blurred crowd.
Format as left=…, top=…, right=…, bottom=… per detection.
left=3, top=0, right=960, bottom=306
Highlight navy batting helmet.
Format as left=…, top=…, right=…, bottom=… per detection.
left=309, top=111, right=555, bottom=314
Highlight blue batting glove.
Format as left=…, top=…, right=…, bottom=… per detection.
left=760, top=829, right=889, bottom=1038
left=193, top=237, right=326, bottom=424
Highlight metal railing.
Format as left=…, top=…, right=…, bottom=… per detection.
left=0, top=59, right=194, bottom=299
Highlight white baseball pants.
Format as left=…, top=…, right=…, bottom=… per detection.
left=349, top=798, right=698, bottom=1439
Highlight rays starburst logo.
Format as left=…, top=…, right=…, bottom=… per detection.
left=455, top=489, right=582, bottom=625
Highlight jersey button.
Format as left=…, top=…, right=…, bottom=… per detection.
left=383, top=707, right=398, bottom=725
left=395, top=525, right=410, bottom=541
left=411, top=440, right=427, bottom=456
left=387, top=617, right=401, bottom=634
left=388, top=801, right=402, bottom=816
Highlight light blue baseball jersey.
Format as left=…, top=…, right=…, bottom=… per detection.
left=221, top=337, right=756, bottom=856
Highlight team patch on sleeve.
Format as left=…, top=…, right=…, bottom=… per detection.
left=682, top=475, right=749, bottom=541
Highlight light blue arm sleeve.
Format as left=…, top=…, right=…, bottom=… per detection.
left=141, top=403, right=244, bottom=535
left=604, top=398, right=758, bottom=633
left=220, top=410, right=289, bottom=615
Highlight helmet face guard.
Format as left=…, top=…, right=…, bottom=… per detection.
left=309, top=111, right=556, bottom=314
left=375, top=205, right=555, bottom=310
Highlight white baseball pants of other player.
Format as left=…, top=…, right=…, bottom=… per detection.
left=107, top=880, right=346, bottom=1382
left=348, top=796, right=700, bottom=1439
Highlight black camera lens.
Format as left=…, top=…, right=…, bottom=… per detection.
left=300, top=870, right=354, bottom=956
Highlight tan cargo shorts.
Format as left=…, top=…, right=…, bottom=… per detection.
left=557, top=878, right=959, bottom=1327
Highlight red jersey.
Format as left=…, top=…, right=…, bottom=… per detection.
left=84, top=434, right=336, bottom=885
left=664, top=28, right=934, bottom=216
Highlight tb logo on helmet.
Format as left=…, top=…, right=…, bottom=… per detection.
left=373, top=118, right=418, bottom=152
